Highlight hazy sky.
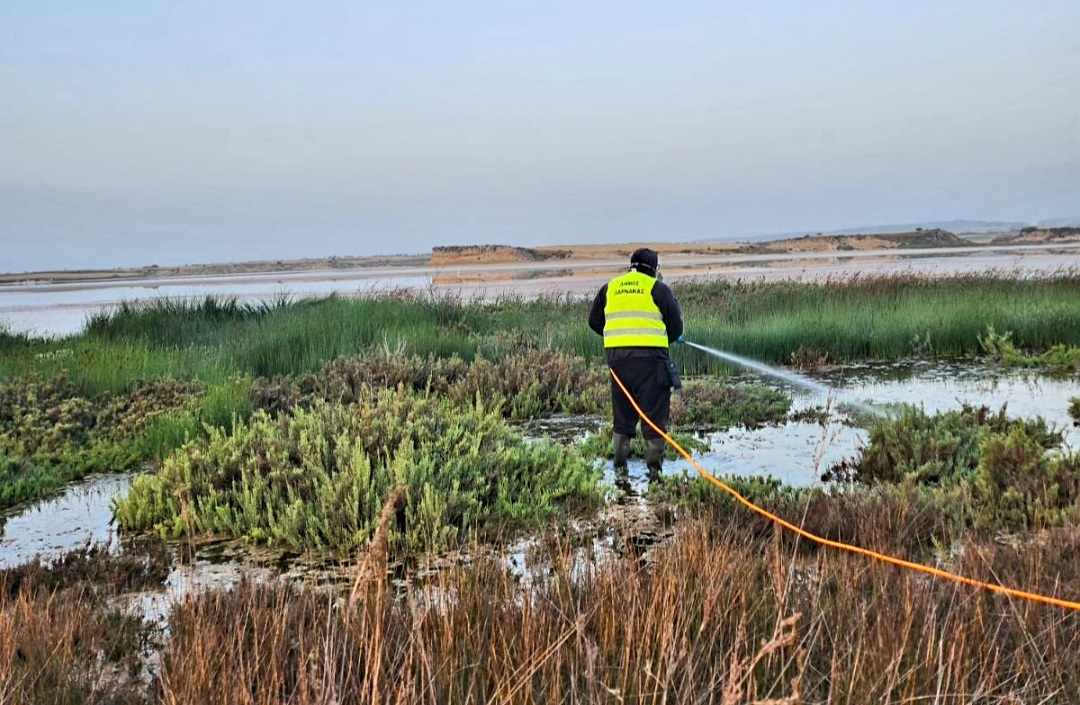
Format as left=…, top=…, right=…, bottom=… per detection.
left=3, top=1, right=1079, bottom=271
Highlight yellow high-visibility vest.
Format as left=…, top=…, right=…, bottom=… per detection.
left=603, top=270, right=669, bottom=348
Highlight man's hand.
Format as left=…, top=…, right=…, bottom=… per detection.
left=674, top=335, right=685, bottom=344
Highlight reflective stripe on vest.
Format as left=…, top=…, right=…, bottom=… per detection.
left=603, top=270, right=669, bottom=348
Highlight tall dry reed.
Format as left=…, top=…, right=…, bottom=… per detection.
left=156, top=518, right=1080, bottom=704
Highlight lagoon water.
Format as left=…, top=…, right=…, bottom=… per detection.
left=4, top=242, right=1080, bottom=337
left=612, top=362, right=1080, bottom=492
left=0, top=473, right=129, bottom=569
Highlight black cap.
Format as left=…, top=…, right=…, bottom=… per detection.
left=630, top=248, right=659, bottom=276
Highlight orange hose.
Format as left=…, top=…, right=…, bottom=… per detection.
left=609, top=368, right=1080, bottom=612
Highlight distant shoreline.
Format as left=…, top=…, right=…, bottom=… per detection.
left=0, top=253, right=430, bottom=287
left=6, top=227, right=1079, bottom=287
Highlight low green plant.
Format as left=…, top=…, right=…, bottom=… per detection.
left=131, top=377, right=254, bottom=461
left=253, top=348, right=609, bottom=421
left=824, top=404, right=1062, bottom=485
left=670, top=380, right=791, bottom=431
left=647, top=472, right=797, bottom=511
left=971, top=427, right=1080, bottom=531
left=1071, top=397, right=1080, bottom=426
left=820, top=403, right=1080, bottom=534
left=0, top=375, right=203, bottom=508
left=980, top=325, right=1080, bottom=374
left=0, top=450, right=53, bottom=509
left=114, top=391, right=604, bottom=554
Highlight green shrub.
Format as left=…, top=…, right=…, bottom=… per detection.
left=114, top=391, right=603, bottom=554
left=252, top=349, right=608, bottom=421
left=1069, top=397, right=1080, bottom=427
left=670, top=380, right=791, bottom=430
left=0, top=376, right=200, bottom=456
left=980, top=325, right=1080, bottom=374
left=821, top=404, right=1080, bottom=534
left=647, top=473, right=796, bottom=511
left=131, top=378, right=254, bottom=461
left=824, top=404, right=1062, bottom=485
left=0, top=375, right=202, bottom=508
left=972, top=428, right=1080, bottom=531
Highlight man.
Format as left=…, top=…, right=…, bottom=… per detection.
left=588, top=248, right=683, bottom=484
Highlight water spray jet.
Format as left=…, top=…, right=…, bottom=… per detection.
left=682, top=340, right=884, bottom=418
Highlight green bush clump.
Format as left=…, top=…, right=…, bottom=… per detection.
left=114, top=390, right=603, bottom=554
left=0, top=450, right=67, bottom=510
left=979, top=325, right=1080, bottom=374
left=252, top=349, right=608, bottom=421
left=129, top=377, right=255, bottom=460
left=670, top=380, right=791, bottom=431
left=1069, top=397, right=1080, bottom=426
left=0, top=375, right=255, bottom=510
left=971, top=427, right=1080, bottom=531
left=0, top=375, right=204, bottom=508
left=0, top=375, right=200, bottom=457
left=648, top=473, right=797, bottom=510
left=821, top=404, right=1080, bottom=533
left=824, top=404, right=1062, bottom=485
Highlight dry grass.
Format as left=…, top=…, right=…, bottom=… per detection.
left=0, top=544, right=168, bottom=705
left=154, top=517, right=1080, bottom=704
left=1, top=516, right=1077, bottom=703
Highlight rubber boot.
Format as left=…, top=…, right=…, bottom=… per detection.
left=613, top=433, right=632, bottom=493
left=645, top=437, right=665, bottom=482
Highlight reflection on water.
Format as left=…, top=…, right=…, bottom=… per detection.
left=0, top=473, right=130, bottom=569
left=823, top=362, right=1079, bottom=433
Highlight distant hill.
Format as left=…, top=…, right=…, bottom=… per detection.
left=747, top=228, right=972, bottom=253
left=992, top=227, right=1080, bottom=245
left=699, top=219, right=1039, bottom=245
left=430, top=245, right=573, bottom=266
left=820, top=220, right=1028, bottom=236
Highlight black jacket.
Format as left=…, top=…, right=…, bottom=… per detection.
left=588, top=275, right=684, bottom=351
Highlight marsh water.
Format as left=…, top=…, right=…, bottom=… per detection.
left=4, top=242, right=1080, bottom=336
left=3, top=362, right=1077, bottom=593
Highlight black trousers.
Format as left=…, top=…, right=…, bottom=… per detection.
left=607, top=349, right=672, bottom=440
